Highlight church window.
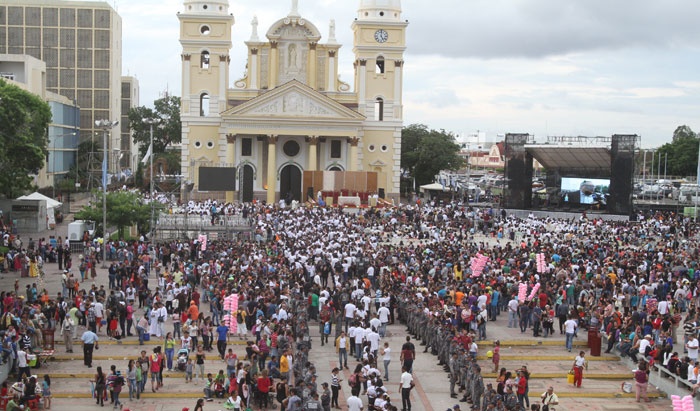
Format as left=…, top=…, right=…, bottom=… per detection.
left=330, top=140, right=342, bottom=159
left=200, top=25, right=210, bottom=35
left=375, top=56, right=385, bottom=74
left=206, top=141, right=215, bottom=149
left=381, top=145, right=388, bottom=152
left=200, top=93, right=210, bottom=116
left=283, top=140, right=300, bottom=157
left=379, top=11, right=385, bottom=17
left=367, top=144, right=376, bottom=152
left=242, top=138, right=252, bottom=156
left=374, top=98, right=384, bottom=121
left=201, top=51, right=210, bottom=69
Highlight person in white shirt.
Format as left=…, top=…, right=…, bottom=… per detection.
left=399, top=367, right=413, bottom=411
left=507, top=298, right=519, bottom=328
left=366, top=328, right=381, bottom=357
left=377, top=304, right=391, bottom=337
left=571, top=351, right=586, bottom=388
left=369, top=315, right=382, bottom=333
left=381, top=342, right=391, bottom=381
left=344, top=302, right=357, bottom=331
left=347, top=394, right=363, bottom=411
left=687, top=335, right=699, bottom=361
left=635, top=334, right=652, bottom=363
left=93, top=300, right=105, bottom=334
left=564, top=318, right=577, bottom=352
left=361, top=295, right=372, bottom=315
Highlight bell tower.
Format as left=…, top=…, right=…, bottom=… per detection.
left=352, top=0, right=407, bottom=121
left=178, top=0, right=235, bottom=195
left=179, top=0, right=234, bottom=117
left=351, top=0, right=407, bottom=201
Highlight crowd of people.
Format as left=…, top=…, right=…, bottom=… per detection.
left=0, top=196, right=699, bottom=411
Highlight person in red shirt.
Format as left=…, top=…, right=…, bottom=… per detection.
left=150, top=347, right=163, bottom=392
left=538, top=291, right=548, bottom=309
left=517, top=370, right=528, bottom=409
left=256, top=369, right=272, bottom=409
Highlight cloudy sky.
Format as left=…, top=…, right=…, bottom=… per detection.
left=116, top=0, right=700, bottom=148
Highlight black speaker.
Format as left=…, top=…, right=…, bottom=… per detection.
left=378, top=188, right=385, bottom=198
left=307, top=186, right=314, bottom=200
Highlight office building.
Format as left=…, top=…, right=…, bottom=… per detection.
left=0, top=53, right=80, bottom=190
left=0, top=0, right=122, bottom=172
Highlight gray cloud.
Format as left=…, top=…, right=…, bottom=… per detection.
left=407, top=0, right=700, bottom=58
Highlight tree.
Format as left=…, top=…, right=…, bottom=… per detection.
left=75, top=190, right=155, bottom=239
left=401, top=124, right=463, bottom=192
left=128, top=95, right=181, bottom=158
left=672, top=125, right=697, bottom=142
left=653, top=125, right=699, bottom=178
left=0, top=79, right=52, bottom=198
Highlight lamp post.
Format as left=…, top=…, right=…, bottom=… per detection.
left=143, top=118, right=161, bottom=242
left=95, top=119, right=119, bottom=268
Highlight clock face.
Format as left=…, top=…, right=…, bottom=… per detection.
left=374, top=29, right=388, bottom=43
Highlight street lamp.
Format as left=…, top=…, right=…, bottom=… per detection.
left=143, top=118, right=161, bottom=242
left=95, top=119, right=119, bottom=268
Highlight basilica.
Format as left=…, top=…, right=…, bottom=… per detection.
left=178, top=0, right=407, bottom=204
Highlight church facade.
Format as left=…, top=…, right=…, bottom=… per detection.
left=178, top=0, right=407, bottom=203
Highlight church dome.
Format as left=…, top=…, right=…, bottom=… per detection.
left=357, top=0, right=402, bottom=21
left=182, top=0, right=230, bottom=15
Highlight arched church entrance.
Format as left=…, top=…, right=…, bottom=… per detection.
left=279, top=164, right=302, bottom=202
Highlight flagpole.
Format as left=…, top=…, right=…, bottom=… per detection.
left=143, top=118, right=161, bottom=242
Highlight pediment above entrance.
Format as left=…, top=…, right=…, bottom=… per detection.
left=223, top=80, right=365, bottom=121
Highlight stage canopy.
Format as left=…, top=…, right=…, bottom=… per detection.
left=525, top=145, right=611, bottom=172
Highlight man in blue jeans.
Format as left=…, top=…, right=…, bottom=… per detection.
left=564, top=317, right=578, bottom=352
left=136, top=315, right=149, bottom=345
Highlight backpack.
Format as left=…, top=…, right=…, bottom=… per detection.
left=348, top=373, right=358, bottom=387
left=236, top=311, right=244, bottom=323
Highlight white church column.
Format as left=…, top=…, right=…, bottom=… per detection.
left=269, top=42, right=279, bottom=89
left=358, top=59, right=367, bottom=116
left=266, top=135, right=278, bottom=204
left=306, top=136, right=318, bottom=171
left=250, top=48, right=259, bottom=89
left=348, top=136, right=359, bottom=171
left=394, top=60, right=403, bottom=120
left=308, top=42, right=317, bottom=89
left=327, top=50, right=336, bottom=92
left=219, top=55, right=229, bottom=113
left=182, top=54, right=191, bottom=114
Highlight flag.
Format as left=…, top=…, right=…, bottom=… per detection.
left=141, top=143, right=152, bottom=165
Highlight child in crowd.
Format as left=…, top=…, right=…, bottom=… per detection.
left=185, top=358, right=194, bottom=383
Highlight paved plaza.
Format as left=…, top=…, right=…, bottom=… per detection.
left=0, top=213, right=676, bottom=411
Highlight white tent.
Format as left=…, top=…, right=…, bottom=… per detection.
left=17, top=192, right=62, bottom=209
left=17, top=192, right=62, bottom=229
left=419, top=183, right=447, bottom=192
